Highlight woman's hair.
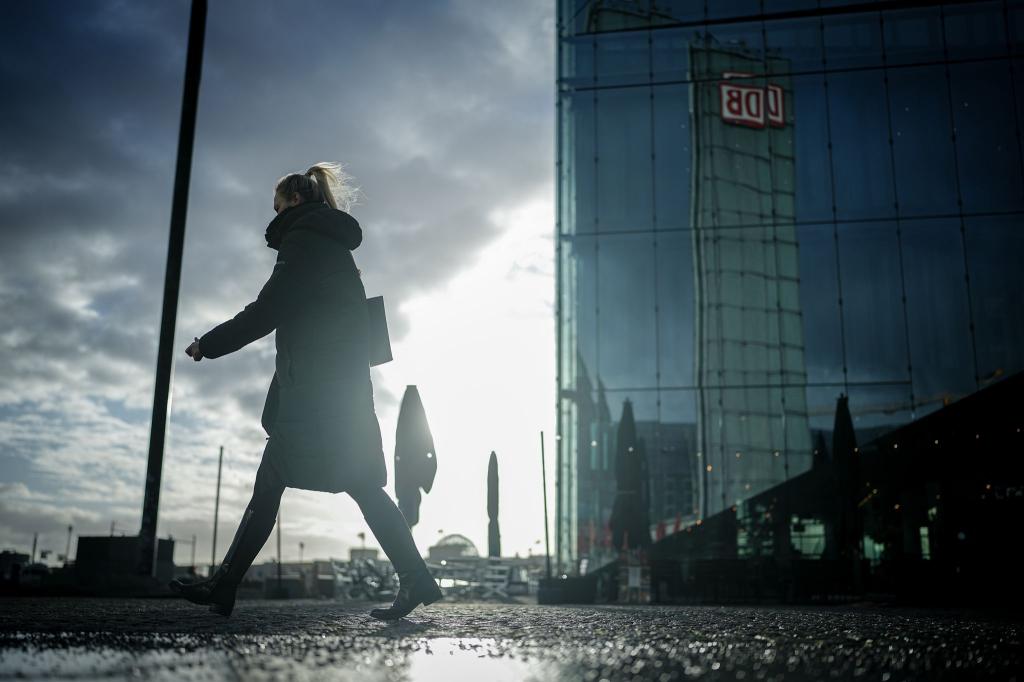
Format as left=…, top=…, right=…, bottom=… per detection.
left=275, top=162, right=360, bottom=212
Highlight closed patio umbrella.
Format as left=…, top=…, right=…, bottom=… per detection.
left=487, top=450, right=500, bottom=557
left=609, top=400, right=651, bottom=551
left=394, top=385, right=437, bottom=527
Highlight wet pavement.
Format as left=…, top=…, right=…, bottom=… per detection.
left=0, top=598, right=1019, bottom=681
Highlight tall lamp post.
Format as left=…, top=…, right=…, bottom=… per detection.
left=137, top=0, right=207, bottom=576
left=210, top=445, right=224, bottom=575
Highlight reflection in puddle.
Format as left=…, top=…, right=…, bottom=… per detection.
left=405, top=638, right=541, bottom=681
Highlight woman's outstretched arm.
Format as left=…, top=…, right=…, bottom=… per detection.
left=196, top=234, right=309, bottom=359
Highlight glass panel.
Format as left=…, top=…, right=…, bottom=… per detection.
left=595, top=31, right=650, bottom=88
left=655, top=231, right=695, bottom=388
left=792, top=73, right=834, bottom=223
left=845, top=382, right=915, bottom=441
left=698, top=385, right=813, bottom=514
left=763, top=15, right=826, bottom=74
left=652, top=84, right=692, bottom=231
left=942, top=1, right=1008, bottom=61
left=596, top=88, right=655, bottom=232
left=823, top=10, right=884, bottom=70
left=965, top=215, right=1024, bottom=383
left=881, top=6, right=944, bottom=66
left=819, top=0, right=884, bottom=7
left=706, top=0, right=761, bottom=22
left=827, top=70, right=897, bottom=221
left=654, top=390, right=700, bottom=521
left=900, top=219, right=976, bottom=405
left=571, top=235, right=599, bottom=383
left=1011, top=2, right=1024, bottom=56
left=575, top=385, right=620, bottom=564
left=887, top=65, right=958, bottom=218
left=560, top=0, right=593, bottom=38
left=949, top=60, right=1024, bottom=214
left=1018, top=59, right=1024, bottom=154
left=836, top=222, right=910, bottom=384
left=660, top=393, right=699, bottom=527
left=564, top=35, right=596, bottom=86
left=596, top=234, right=658, bottom=389
left=558, top=237, right=575, bottom=392
left=764, top=0, right=820, bottom=13
left=796, top=225, right=844, bottom=385
left=571, top=91, right=596, bottom=234
left=707, top=21, right=767, bottom=75
left=652, top=27, right=689, bottom=83
left=651, top=0, right=705, bottom=24
left=804, top=384, right=846, bottom=433
left=786, top=72, right=835, bottom=220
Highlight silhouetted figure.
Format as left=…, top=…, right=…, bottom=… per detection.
left=394, top=385, right=437, bottom=528
left=170, top=163, right=440, bottom=620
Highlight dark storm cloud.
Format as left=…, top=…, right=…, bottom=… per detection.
left=0, top=0, right=554, bottom=553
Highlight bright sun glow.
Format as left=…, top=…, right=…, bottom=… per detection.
left=373, top=197, right=556, bottom=558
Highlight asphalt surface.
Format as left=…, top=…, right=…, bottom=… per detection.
left=0, top=598, right=1019, bottom=681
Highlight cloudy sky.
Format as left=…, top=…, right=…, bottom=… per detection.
left=0, top=0, right=556, bottom=567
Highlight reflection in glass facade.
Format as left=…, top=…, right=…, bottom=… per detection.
left=555, top=0, right=1024, bottom=573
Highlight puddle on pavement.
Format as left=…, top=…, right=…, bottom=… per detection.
left=404, top=637, right=542, bottom=681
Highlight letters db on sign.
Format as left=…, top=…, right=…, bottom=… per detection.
left=718, top=72, right=785, bottom=129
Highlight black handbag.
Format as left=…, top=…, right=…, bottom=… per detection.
left=366, top=296, right=393, bottom=366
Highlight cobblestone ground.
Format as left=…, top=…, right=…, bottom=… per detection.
left=0, top=599, right=1019, bottom=681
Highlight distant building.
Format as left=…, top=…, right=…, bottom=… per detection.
left=0, top=550, right=29, bottom=582
left=428, top=534, right=479, bottom=562
left=349, top=547, right=379, bottom=563
left=75, top=536, right=174, bottom=588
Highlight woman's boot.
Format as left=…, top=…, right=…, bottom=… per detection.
left=169, top=569, right=236, bottom=616
left=368, top=567, right=443, bottom=620
left=351, top=485, right=443, bottom=620
left=169, top=506, right=268, bottom=617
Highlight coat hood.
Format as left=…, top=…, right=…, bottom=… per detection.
left=265, top=201, right=363, bottom=251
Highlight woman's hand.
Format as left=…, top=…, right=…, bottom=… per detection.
left=185, top=337, right=204, bottom=362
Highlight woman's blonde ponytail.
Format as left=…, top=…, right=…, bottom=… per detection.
left=305, top=162, right=360, bottom=212
left=276, top=161, right=361, bottom=213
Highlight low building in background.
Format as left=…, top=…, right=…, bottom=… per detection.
left=73, top=536, right=174, bottom=595
left=427, top=534, right=480, bottom=562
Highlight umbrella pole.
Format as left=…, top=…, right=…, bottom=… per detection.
left=540, top=431, right=552, bottom=580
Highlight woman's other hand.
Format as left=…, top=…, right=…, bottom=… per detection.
left=185, top=337, right=204, bottom=362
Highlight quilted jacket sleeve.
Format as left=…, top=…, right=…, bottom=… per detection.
left=199, top=233, right=309, bottom=359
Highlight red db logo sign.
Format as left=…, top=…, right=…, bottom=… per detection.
left=719, top=72, right=785, bottom=129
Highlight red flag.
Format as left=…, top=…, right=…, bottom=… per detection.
left=655, top=520, right=666, bottom=541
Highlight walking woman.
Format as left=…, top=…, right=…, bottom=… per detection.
left=170, top=162, right=441, bottom=619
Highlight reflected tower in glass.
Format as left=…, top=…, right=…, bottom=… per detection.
left=689, top=42, right=812, bottom=519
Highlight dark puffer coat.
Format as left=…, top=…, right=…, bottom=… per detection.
left=199, top=201, right=386, bottom=493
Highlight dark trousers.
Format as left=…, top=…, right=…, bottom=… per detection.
left=218, top=454, right=426, bottom=587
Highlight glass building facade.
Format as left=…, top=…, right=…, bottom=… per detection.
left=555, top=0, right=1024, bottom=573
